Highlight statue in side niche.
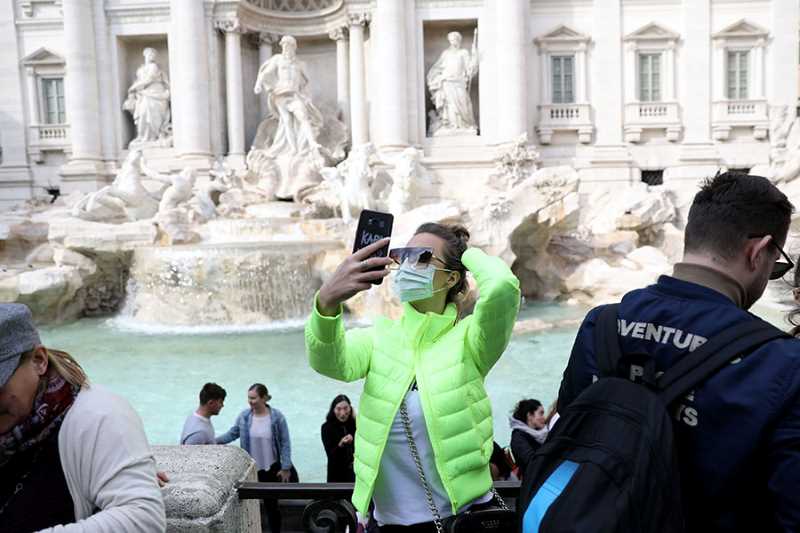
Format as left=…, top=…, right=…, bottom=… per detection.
left=123, top=48, right=172, bottom=148
left=426, top=30, right=479, bottom=136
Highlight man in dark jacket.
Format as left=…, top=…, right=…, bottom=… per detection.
left=557, top=172, right=800, bottom=532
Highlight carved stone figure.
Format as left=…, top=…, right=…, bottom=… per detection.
left=426, top=31, right=479, bottom=136
left=309, top=143, right=383, bottom=223
left=158, top=168, right=195, bottom=215
left=255, top=35, right=324, bottom=157
left=388, top=147, right=428, bottom=214
left=489, top=133, right=542, bottom=190
left=70, top=150, right=170, bottom=222
left=123, top=48, right=172, bottom=148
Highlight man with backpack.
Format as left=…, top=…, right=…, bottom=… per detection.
left=520, top=172, right=800, bottom=532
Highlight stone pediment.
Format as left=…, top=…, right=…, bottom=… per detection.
left=534, top=25, right=591, bottom=46
left=712, top=19, right=769, bottom=40
left=624, top=22, right=679, bottom=42
left=21, top=47, right=65, bottom=67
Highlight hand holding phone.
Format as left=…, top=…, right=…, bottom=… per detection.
left=317, top=210, right=395, bottom=316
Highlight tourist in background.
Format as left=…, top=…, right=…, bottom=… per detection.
left=216, top=383, right=296, bottom=533
left=306, top=223, right=521, bottom=532
left=508, top=399, right=548, bottom=478
left=180, top=382, right=226, bottom=445
left=321, top=394, right=357, bottom=483
left=0, top=303, right=165, bottom=531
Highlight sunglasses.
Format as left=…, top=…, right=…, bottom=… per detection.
left=388, top=247, right=447, bottom=270
left=748, top=235, right=795, bottom=280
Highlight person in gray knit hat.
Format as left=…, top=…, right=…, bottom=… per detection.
left=0, top=303, right=165, bottom=531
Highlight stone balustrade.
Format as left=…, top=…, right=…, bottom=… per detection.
left=711, top=99, right=769, bottom=141
left=623, top=101, right=682, bottom=143
left=536, top=103, right=594, bottom=144
left=27, top=123, right=70, bottom=163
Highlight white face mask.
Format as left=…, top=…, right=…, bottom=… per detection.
left=392, top=261, right=449, bottom=303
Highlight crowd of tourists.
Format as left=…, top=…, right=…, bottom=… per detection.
left=1, top=171, right=800, bottom=532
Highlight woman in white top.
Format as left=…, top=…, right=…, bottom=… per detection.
left=216, top=383, right=295, bottom=533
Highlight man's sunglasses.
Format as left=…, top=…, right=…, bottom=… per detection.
left=748, top=234, right=795, bottom=280
left=388, top=247, right=446, bottom=270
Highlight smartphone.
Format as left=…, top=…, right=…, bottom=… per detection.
left=353, top=209, right=394, bottom=285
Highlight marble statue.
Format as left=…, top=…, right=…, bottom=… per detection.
left=388, top=147, right=427, bottom=214
left=317, top=143, right=383, bottom=223
left=426, top=30, right=479, bottom=136
left=158, top=168, right=195, bottom=215
left=123, top=48, right=172, bottom=148
left=255, top=35, right=323, bottom=157
left=71, top=150, right=170, bottom=222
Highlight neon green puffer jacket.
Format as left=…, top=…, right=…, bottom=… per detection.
left=306, top=248, right=521, bottom=515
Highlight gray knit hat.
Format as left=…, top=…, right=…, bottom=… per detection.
left=0, top=304, right=41, bottom=387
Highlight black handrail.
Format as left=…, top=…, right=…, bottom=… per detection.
left=237, top=480, right=521, bottom=500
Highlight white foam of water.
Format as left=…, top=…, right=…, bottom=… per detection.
left=104, top=315, right=308, bottom=335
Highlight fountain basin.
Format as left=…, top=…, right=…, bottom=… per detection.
left=127, top=240, right=342, bottom=326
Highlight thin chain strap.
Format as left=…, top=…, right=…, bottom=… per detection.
left=398, top=399, right=444, bottom=533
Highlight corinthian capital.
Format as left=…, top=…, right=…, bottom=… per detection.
left=214, top=18, right=244, bottom=34
left=329, top=26, right=347, bottom=41
left=347, top=12, right=370, bottom=27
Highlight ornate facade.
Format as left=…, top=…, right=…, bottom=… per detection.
left=0, top=0, right=797, bottom=209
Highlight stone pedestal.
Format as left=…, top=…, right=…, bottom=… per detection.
left=154, top=445, right=260, bottom=533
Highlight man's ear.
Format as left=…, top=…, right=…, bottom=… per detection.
left=746, top=235, right=773, bottom=272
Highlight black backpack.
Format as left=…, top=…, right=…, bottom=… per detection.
left=518, top=304, right=787, bottom=533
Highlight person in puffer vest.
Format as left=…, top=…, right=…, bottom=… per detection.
left=306, top=222, right=520, bottom=531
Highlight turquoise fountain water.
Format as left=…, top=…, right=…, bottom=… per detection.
left=39, top=302, right=586, bottom=482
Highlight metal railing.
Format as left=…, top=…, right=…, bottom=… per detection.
left=238, top=481, right=520, bottom=533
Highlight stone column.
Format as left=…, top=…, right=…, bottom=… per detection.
left=0, top=0, right=31, bottom=205
left=257, top=33, right=276, bottom=121
left=673, top=0, right=718, bottom=180
left=329, top=27, right=350, bottom=128
left=348, top=13, right=370, bottom=146
left=753, top=39, right=766, bottom=100
left=494, top=0, right=529, bottom=143
left=371, top=1, right=408, bottom=150
left=169, top=0, right=212, bottom=161
left=771, top=0, right=799, bottom=110
left=217, top=19, right=246, bottom=168
left=60, top=0, right=106, bottom=190
left=664, top=42, right=676, bottom=101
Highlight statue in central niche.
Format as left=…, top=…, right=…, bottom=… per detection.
left=426, top=30, right=479, bottom=136
left=255, top=35, right=324, bottom=157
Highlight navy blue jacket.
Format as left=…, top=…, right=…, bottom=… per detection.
left=558, top=275, right=800, bottom=532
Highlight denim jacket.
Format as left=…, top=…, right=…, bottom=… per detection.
left=216, top=406, right=292, bottom=470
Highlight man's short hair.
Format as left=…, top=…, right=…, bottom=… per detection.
left=685, top=172, right=794, bottom=260
left=199, top=382, right=226, bottom=405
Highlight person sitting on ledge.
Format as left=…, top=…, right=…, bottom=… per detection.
left=0, top=303, right=165, bottom=532
left=179, top=382, right=226, bottom=445
left=306, top=223, right=521, bottom=532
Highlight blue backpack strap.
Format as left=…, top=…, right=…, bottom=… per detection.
left=657, top=318, right=788, bottom=406
left=594, top=304, right=622, bottom=378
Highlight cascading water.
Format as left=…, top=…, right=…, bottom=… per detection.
left=122, top=240, right=341, bottom=326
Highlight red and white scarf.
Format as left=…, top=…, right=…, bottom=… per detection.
left=0, top=371, right=79, bottom=468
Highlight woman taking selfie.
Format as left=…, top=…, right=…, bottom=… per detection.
left=321, top=394, right=357, bottom=483
left=306, top=223, right=521, bottom=532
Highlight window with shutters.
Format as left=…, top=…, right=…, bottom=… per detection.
left=638, top=53, right=661, bottom=102
left=726, top=50, right=749, bottom=100
left=551, top=55, right=575, bottom=104
left=41, top=78, right=65, bottom=124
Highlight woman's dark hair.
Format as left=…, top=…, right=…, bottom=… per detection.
left=249, top=383, right=269, bottom=401
left=512, top=399, right=542, bottom=423
left=326, top=394, right=354, bottom=425
left=414, top=222, right=470, bottom=303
